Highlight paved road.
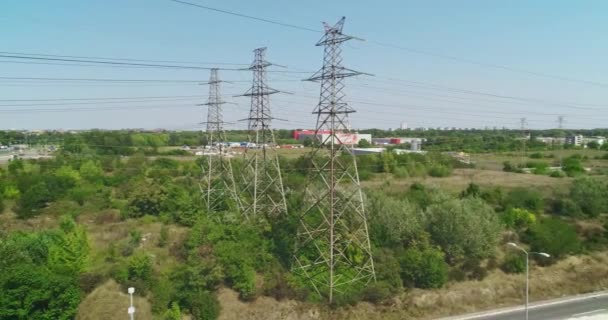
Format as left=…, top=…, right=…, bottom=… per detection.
left=442, top=291, right=608, bottom=320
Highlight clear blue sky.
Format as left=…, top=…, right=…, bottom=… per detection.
left=1, top=0, right=607, bottom=130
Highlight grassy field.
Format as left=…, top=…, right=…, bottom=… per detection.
left=362, top=168, right=572, bottom=196
left=472, top=149, right=608, bottom=171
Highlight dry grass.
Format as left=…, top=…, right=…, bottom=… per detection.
left=76, top=280, right=153, bottom=320
left=216, top=251, right=608, bottom=320
left=362, top=169, right=571, bottom=196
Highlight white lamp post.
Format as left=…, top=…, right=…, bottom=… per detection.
left=128, top=287, right=135, bottom=320
left=507, top=242, right=550, bottom=320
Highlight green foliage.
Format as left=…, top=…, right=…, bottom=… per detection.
left=428, top=164, right=452, bottom=177
left=163, top=302, right=182, bottom=320
left=126, top=181, right=167, bottom=218
left=502, top=208, right=536, bottom=230
left=14, top=182, right=52, bottom=219
left=190, top=290, right=220, bottom=320
left=551, top=198, right=582, bottom=217
left=367, top=191, right=425, bottom=247
left=501, top=253, right=526, bottom=274
left=357, top=139, right=371, bottom=148
left=550, top=170, right=566, bottom=178
left=460, top=183, right=481, bottom=198
left=587, top=140, right=600, bottom=149
left=503, top=187, right=544, bottom=213
left=79, top=160, right=104, bottom=183
left=529, top=152, right=544, bottom=159
left=0, top=224, right=89, bottom=319
left=399, top=246, right=448, bottom=289
left=48, top=217, right=90, bottom=274
left=427, top=198, right=501, bottom=263
left=159, top=224, right=169, bottom=247
left=563, top=156, right=585, bottom=176
left=525, top=218, right=581, bottom=258
left=127, top=253, right=153, bottom=282
left=569, top=177, right=608, bottom=217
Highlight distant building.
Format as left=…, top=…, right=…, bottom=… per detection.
left=566, top=135, right=584, bottom=146
left=400, top=122, right=408, bottom=130
left=293, top=130, right=371, bottom=145
left=536, top=137, right=565, bottom=145
left=371, top=137, right=425, bottom=146
left=583, top=136, right=606, bottom=146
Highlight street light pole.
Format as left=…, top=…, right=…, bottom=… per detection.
left=507, top=242, right=550, bottom=320
left=128, top=287, right=135, bottom=320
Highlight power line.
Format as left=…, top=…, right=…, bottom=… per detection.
left=368, top=41, right=608, bottom=88
left=0, top=94, right=208, bottom=103
left=168, top=0, right=608, bottom=88
left=168, top=0, right=320, bottom=33
left=0, top=54, right=313, bottom=73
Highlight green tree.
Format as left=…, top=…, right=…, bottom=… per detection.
left=163, top=302, right=182, bottom=320
left=126, top=181, right=167, bottom=218
left=569, top=177, right=608, bottom=217
left=367, top=191, right=426, bottom=247
left=502, top=208, right=536, bottom=230
left=399, top=246, right=448, bottom=289
left=587, top=140, right=600, bottom=149
left=525, top=217, right=581, bottom=258
left=79, top=160, right=104, bottom=183
left=357, top=139, right=371, bottom=148
left=48, top=217, right=90, bottom=274
left=503, top=187, right=544, bottom=213
left=14, top=182, right=52, bottom=219
left=427, top=198, right=501, bottom=263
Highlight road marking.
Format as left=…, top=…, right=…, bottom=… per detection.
left=571, top=309, right=606, bottom=317
left=440, top=291, right=608, bottom=320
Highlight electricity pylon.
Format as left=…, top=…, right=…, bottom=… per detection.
left=520, top=117, right=528, bottom=166
left=293, top=17, right=375, bottom=304
left=238, top=47, right=287, bottom=219
left=199, top=68, right=241, bottom=214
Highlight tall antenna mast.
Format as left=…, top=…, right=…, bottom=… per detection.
left=294, top=17, right=375, bottom=304
left=199, top=68, right=241, bottom=214
left=520, top=117, right=528, bottom=166
left=239, top=47, right=287, bottom=218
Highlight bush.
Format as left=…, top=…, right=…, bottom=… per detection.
left=550, top=170, right=566, bottom=178
left=569, top=177, right=608, bottom=217
left=427, top=198, right=502, bottom=263
left=159, top=225, right=169, bottom=247
left=502, top=208, right=536, bottom=230
left=428, top=164, right=451, bottom=177
left=563, top=157, right=585, bottom=176
left=163, top=302, right=182, bottom=320
left=399, top=246, right=448, bottom=289
left=525, top=218, right=581, bottom=258
left=529, top=152, right=544, bottom=159
left=361, top=281, right=392, bottom=304
left=501, top=254, right=526, bottom=274
left=190, top=290, right=220, bottom=320
left=503, top=187, right=544, bottom=213
left=550, top=198, right=582, bottom=217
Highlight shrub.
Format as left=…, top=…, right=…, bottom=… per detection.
left=361, top=281, right=392, bottom=304
left=503, top=187, right=544, bottom=213
left=525, top=218, right=581, bottom=258
left=529, top=152, right=544, bottom=159
left=163, top=302, right=181, bottom=320
left=190, top=290, right=220, bottom=320
left=79, top=272, right=106, bottom=294
left=427, top=198, right=502, bottom=263
left=550, top=170, right=566, bottom=178
left=428, top=164, right=451, bottom=177
left=159, top=225, right=169, bottom=247
left=501, top=253, right=526, bottom=274
left=502, top=208, right=536, bottom=230
left=563, top=157, right=585, bottom=176
left=399, top=246, right=448, bottom=289
left=550, top=198, right=582, bottom=217
left=569, top=177, right=608, bottom=218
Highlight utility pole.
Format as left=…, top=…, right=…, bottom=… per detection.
left=293, top=17, right=375, bottom=304
left=238, top=47, right=287, bottom=218
left=520, top=117, right=528, bottom=167
left=199, top=68, right=241, bottom=214
left=557, top=115, right=564, bottom=169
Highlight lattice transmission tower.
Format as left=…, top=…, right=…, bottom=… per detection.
left=199, top=68, right=241, bottom=214
left=293, top=17, right=375, bottom=304
left=238, top=47, right=287, bottom=218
